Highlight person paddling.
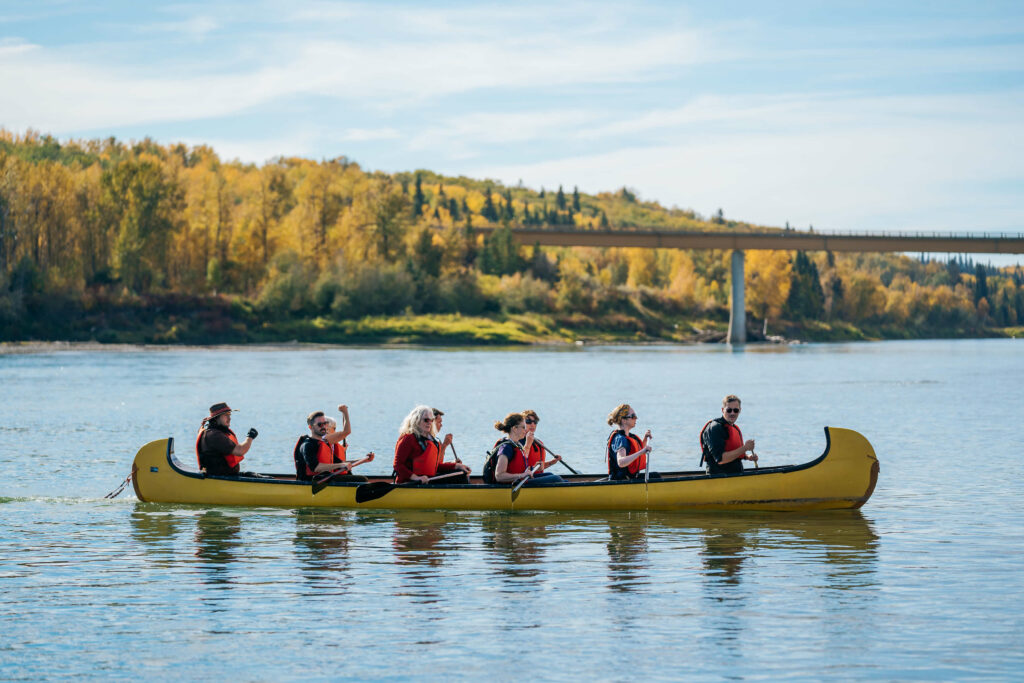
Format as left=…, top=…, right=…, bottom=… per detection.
left=521, top=409, right=562, bottom=472
left=430, top=407, right=456, bottom=463
left=196, top=402, right=258, bottom=476
left=294, top=406, right=372, bottom=482
left=700, top=394, right=757, bottom=474
left=606, top=404, right=657, bottom=481
left=491, top=412, right=564, bottom=486
left=393, top=405, right=471, bottom=485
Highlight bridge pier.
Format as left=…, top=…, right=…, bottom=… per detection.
left=727, top=250, right=746, bottom=345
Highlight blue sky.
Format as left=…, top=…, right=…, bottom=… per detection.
left=2, top=0, right=1023, bottom=242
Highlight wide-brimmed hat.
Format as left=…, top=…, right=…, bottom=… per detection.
left=208, top=402, right=234, bottom=419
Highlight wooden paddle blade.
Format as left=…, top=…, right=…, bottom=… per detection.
left=311, top=473, right=335, bottom=495
left=354, top=481, right=397, bottom=504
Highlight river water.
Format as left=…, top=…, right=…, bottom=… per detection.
left=1, top=339, right=1022, bottom=681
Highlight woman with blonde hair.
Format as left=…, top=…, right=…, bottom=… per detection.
left=392, top=405, right=471, bottom=484
left=606, top=404, right=656, bottom=481
left=490, top=412, right=564, bottom=486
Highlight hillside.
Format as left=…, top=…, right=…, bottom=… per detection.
left=1, top=129, right=1022, bottom=345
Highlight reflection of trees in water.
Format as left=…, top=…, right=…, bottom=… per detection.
left=129, top=504, right=185, bottom=567
left=605, top=514, right=650, bottom=594
left=293, top=509, right=351, bottom=587
left=480, top=513, right=554, bottom=583
left=700, top=529, right=747, bottom=588
left=193, top=510, right=243, bottom=587
left=390, top=511, right=462, bottom=603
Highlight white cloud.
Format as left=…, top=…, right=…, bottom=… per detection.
left=339, top=127, right=400, bottom=142
left=468, top=109, right=1024, bottom=233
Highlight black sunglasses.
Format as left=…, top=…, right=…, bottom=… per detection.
left=725, top=408, right=740, bottom=414
left=626, top=413, right=637, bottom=419
left=524, top=418, right=537, bottom=425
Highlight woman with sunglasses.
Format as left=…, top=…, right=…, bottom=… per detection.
left=491, top=412, right=564, bottom=486
left=606, top=404, right=654, bottom=481
left=393, top=405, right=471, bottom=485
left=699, top=395, right=757, bottom=474
left=520, top=410, right=562, bottom=472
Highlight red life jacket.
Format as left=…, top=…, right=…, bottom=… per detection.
left=195, top=427, right=241, bottom=470
left=525, top=440, right=545, bottom=471
left=500, top=439, right=528, bottom=475
left=293, top=436, right=335, bottom=479
left=331, top=441, right=347, bottom=464
left=411, top=436, right=441, bottom=477
left=606, top=430, right=646, bottom=478
left=699, top=419, right=744, bottom=467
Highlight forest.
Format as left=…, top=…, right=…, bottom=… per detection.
left=1, top=129, right=1022, bottom=345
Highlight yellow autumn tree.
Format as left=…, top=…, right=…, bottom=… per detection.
left=745, top=250, right=792, bottom=334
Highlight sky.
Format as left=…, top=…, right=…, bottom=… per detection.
left=2, top=0, right=1023, bottom=246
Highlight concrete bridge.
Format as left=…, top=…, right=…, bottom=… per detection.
left=475, top=225, right=1024, bottom=344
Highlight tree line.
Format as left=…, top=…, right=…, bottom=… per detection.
left=1, top=129, right=1022, bottom=342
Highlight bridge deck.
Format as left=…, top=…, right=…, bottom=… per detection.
left=474, top=227, right=1024, bottom=254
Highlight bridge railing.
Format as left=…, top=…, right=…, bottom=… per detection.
left=476, top=224, right=1024, bottom=241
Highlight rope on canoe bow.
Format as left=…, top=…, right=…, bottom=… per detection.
left=103, top=473, right=132, bottom=499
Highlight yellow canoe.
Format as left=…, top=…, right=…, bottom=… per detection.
left=131, top=426, right=878, bottom=512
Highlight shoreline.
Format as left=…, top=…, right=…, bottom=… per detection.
left=2, top=333, right=1018, bottom=355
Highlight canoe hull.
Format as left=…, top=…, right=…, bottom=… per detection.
left=131, top=427, right=878, bottom=512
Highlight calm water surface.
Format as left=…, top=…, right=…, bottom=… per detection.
left=1, top=340, right=1022, bottom=681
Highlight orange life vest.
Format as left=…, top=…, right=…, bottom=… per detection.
left=699, top=419, right=744, bottom=467
left=606, top=430, right=646, bottom=478
left=525, top=440, right=545, bottom=471
left=411, top=436, right=441, bottom=477
left=501, top=440, right=528, bottom=475
left=293, top=436, right=336, bottom=479
left=195, top=427, right=241, bottom=469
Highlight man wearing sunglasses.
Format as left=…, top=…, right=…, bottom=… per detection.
left=700, top=395, right=757, bottom=474
left=293, top=407, right=370, bottom=482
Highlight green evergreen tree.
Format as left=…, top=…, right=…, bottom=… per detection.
left=974, top=263, right=989, bottom=304
left=481, top=185, right=499, bottom=222
left=479, top=225, right=523, bottom=276
left=784, top=251, right=825, bottom=319
left=572, top=186, right=581, bottom=213
left=556, top=185, right=566, bottom=210
left=448, top=197, right=459, bottom=221
left=504, top=189, right=515, bottom=221
left=412, top=173, right=424, bottom=218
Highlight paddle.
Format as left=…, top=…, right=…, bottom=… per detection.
left=511, top=464, right=541, bottom=502
left=540, top=443, right=581, bottom=475
left=311, top=453, right=375, bottom=495
left=450, top=443, right=461, bottom=463
left=354, top=470, right=466, bottom=504
left=645, top=434, right=653, bottom=486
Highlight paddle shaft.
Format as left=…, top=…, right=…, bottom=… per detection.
left=311, top=454, right=373, bottom=494
left=540, top=443, right=581, bottom=475
left=645, top=434, right=652, bottom=484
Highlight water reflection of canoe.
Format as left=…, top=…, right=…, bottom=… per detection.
left=131, top=426, right=878, bottom=512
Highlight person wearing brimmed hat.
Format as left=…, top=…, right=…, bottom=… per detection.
left=196, top=402, right=258, bottom=476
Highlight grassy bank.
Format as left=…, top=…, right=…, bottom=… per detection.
left=1, top=292, right=1018, bottom=347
